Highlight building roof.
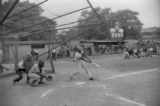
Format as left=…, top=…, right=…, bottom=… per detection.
left=6, top=40, right=59, bottom=45
left=80, top=40, right=126, bottom=43
left=141, top=27, right=159, bottom=33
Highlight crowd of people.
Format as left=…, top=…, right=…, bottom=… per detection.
left=123, top=42, right=160, bottom=59
left=49, top=44, right=124, bottom=60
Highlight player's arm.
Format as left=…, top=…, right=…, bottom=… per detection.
left=81, top=54, right=92, bottom=63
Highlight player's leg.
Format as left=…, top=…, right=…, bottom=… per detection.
left=28, top=73, right=40, bottom=87
left=37, top=73, right=49, bottom=84
left=70, top=61, right=81, bottom=81
left=81, top=61, right=94, bottom=80
left=13, top=70, right=23, bottom=85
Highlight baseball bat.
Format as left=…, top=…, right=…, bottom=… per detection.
left=92, top=62, right=100, bottom=68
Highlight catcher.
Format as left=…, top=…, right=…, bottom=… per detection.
left=28, top=60, right=52, bottom=87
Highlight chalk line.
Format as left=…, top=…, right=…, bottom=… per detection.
left=88, top=84, right=146, bottom=106
left=102, top=68, right=159, bottom=80
left=41, top=89, right=55, bottom=98
left=106, top=92, right=146, bottom=106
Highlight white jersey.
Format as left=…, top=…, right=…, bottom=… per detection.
left=75, top=52, right=82, bottom=60
left=149, top=47, right=153, bottom=52
left=18, top=60, right=24, bottom=69
left=34, top=49, right=38, bottom=54
left=29, top=64, right=40, bottom=74
left=52, top=49, right=56, bottom=53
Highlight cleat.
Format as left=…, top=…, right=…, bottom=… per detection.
left=38, top=82, right=45, bottom=84
left=89, top=77, right=95, bottom=81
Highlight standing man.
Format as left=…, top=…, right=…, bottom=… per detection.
left=70, top=46, right=95, bottom=81
left=24, top=55, right=34, bottom=84
left=34, top=48, right=39, bottom=61
left=30, top=48, right=36, bottom=60
left=123, top=48, right=130, bottom=59
left=52, top=49, right=56, bottom=61
left=149, top=47, right=153, bottom=57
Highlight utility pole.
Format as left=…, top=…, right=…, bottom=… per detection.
left=0, top=0, right=6, bottom=63
left=0, top=0, right=3, bottom=62
left=0, top=0, right=3, bottom=22
left=14, top=36, right=18, bottom=70
left=0, top=0, right=14, bottom=63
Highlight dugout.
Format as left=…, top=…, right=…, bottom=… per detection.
left=80, top=40, right=126, bottom=54
left=4, top=40, right=59, bottom=62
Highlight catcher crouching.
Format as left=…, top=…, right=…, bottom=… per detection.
left=28, top=60, right=52, bottom=87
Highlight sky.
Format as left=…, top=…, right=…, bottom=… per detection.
left=3, top=0, right=160, bottom=28
left=38, top=0, right=160, bottom=28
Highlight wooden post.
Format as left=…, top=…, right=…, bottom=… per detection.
left=48, top=36, right=55, bottom=73
left=0, top=25, right=10, bottom=63
left=14, top=36, right=18, bottom=71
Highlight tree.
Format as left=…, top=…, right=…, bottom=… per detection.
left=110, top=9, right=143, bottom=39
left=78, top=7, right=112, bottom=40
left=2, top=0, right=57, bottom=40
left=78, top=7, right=142, bottom=40
left=58, top=28, right=78, bottom=42
left=28, top=17, right=57, bottom=40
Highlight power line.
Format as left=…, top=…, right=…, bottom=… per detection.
left=29, top=16, right=95, bottom=32
left=0, top=6, right=90, bottom=35
left=7, top=0, right=48, bottom=19
left=56, top=17, right=93, bottom=28
left=0, top=0, right=19, bottom=25
left=2, top=16, right=95, bottom=34
left=45, top=7, right=70, bottom=26
left=86, top=0, right=105, bottom=25
left=86, top=0, right=108, bottom=34
left=3, top=23, right=31, bottom=31
left=38, top=24, right=92, bottom=57
left=0, top=23, right=101, bottom=39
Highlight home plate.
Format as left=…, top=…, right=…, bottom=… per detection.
left=75, top=82, right=86, bottom=85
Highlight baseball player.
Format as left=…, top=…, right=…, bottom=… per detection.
left=13, top=58, right=26, bottom=85
left=70, top=46, right=95, bottom=81
left=28, top=60, right=52, bottom=86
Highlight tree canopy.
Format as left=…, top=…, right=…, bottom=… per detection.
left=76, top=7, right=143, bottom=40
left=1, top=0, right=57, bottom=40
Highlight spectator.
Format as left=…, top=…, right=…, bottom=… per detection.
left=34, top=48, right=39, bottom=61
left=149, top=47, right=153, bottom=57
left=124, top=48, right=130, bottom=59
left=128, top=48, right=134, bottom=58
left=52, top=49, right=56, bottom=61
left=30, top=48, right=36, bottom=59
